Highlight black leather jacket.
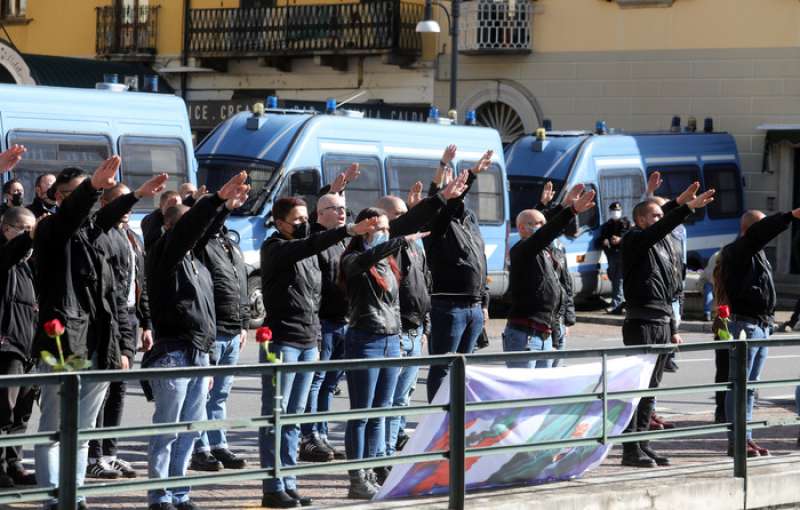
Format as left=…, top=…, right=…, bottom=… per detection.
left=313, top=223, right=349, bottom=323
left=0, top=234, right=37, bottom=362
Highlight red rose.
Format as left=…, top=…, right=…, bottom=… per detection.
left=718, top=305, right=730, bottom=319
left=256, top=327, right=273, bottom=344
left=43, top=319, right=65, bottom=338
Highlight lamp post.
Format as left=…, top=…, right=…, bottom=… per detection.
left=416, top=0, right=459, bottom=112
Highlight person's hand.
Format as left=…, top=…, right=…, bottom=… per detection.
left=572, top=189, right=596, bottom=214
left=120, top=355, right=130, bottom=370
left=470, top=150, right=493, bottom=174
left=192, top=185, right=208, bottom=201
left=540, top=181, right=555, bottom=206
left=670, top=334, right=683, bottom=344
left=482, top=307, right=489, bottom=324
left=352, top=216, right=381, bottom=236
left=343, top=162, right=360, bottom=183
left=442, top=167, right=454, bottom=187
left=0, top=145, right=25, bottom=172
left=217, top=172, right=248, bottom=201
left=240, top=329, right=248, bottom=351
left=441, top=144, right=457, bottom=167
left=139, top=330, right=154, bottom=352
left=330, top=163, right=359, bottom=194
left=792, top=207, right=800, bottom=219
left=407, top=181, right=424, bottom=208
left=610, top=235, right=621, bottom=246
left=647, top=171, right=663, bottom=196
left=676, top=181, right=715, bottom=209
left=687, top=189, right=715, bottom=209
left=225, top=185, right=250, bottom=210
left=404, top=231, right=430, bottom=243
left=441, top=169, right=469, bottom=201
left=91, top=156, right=121, bottom=190
left=560, top=183, right=586, bottom=207
left=134, top=173, right=169, bottom=199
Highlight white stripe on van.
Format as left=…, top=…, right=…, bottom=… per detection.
left=701, top=154, right=736, bottom=162
left=594, top=157, right=642, bottom=168
left=319, top=142, right=379, bottom=154
left=384, top=146, right=444, bottom=158
left=645, top=156, right=698, bottom=164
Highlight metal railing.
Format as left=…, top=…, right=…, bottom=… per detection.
left=187, top=1, right=423, bottom=58
left=96, top=5, right=160, bottom=58
left=1, top=338, right=799, bottom=510
left=460, top=0, right=533, bottom=54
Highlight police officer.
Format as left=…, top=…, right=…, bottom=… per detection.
left=598, top=201, right=630, bottom=314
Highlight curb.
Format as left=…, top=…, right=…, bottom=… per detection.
left=575, top=313, right=714, bottom=334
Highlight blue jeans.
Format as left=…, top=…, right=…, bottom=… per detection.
left=385, top=327, right=423, bottom=456
left=725, top=321, right=769, bottom=441
left=551, top=320, right=566, bottom=368
left=427, top=299, right=483, bottom=402
left=301, top=320, right=347, bottom=439
left=607, top=253, right=624, bottom=309
left=148, top=349, right=210, bottom=505
left=502, top=324, right=553, bottom=369
left=703, top=282, right=714, bottom=315
left=36, top=359, right=109, bottom=508
left=196, top=333, right=241, bottom=453
left=344, top=328, right=401, bottom=466
left=258, top=342, right=317, bottom=493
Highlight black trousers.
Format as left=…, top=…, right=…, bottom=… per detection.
left=88, top=310, right=137, bottom=459
left=0, top=354, right=36, bottom=472
left=621, top=319, right=670, bottom=435
left=714, top=347, right=730, bottom=419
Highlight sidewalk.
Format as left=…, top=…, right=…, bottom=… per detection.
left=575, top=310, right=794, bottom=334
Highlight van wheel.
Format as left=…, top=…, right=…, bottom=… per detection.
left=248, top=275, right=266, bottom=329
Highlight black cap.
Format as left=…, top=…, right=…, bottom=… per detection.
left=609, top=201, right=622, bottom=211
left=48, top=167, right=87, bottom=201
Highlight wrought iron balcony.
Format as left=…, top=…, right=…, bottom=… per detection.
left=96, top=5, right=160, bottom=60
left=460, top=0, right=533, bottom=55
left=188, top=1, right=423, bottom=59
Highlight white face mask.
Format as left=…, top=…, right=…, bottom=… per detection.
left=609, top=210, right=622, bottom=220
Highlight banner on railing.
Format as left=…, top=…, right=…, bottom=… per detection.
left=376, top=354, right=657, bottom=499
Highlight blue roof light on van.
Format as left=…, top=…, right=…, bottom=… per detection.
left=671, top=116, right=681, bottom=132
left=595, top=120, right=608, bottom=135
left=542, top=119, right=553, bottom=131
left=325, top=98, right=337, bottom=114
left=428, top=106, right=439, bottom=123
left=266, top=96, right=279, bottom=109
left=465, top=110, right=477, bottom=126
left=704, top=117, right=714, bottom=133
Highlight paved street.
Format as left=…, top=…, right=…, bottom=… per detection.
left=6, top=313, right=800, bottom=509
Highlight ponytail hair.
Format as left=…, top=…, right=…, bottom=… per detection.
left=339, top=207, right=402, bottom=292
left=712, top=252, right=728, bottom=308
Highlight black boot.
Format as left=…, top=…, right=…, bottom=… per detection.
left=261, top=491, right=300, bottom=508
left=621, top=442, right=656, bottom=468
left=640, top=441, right=670, bottom=466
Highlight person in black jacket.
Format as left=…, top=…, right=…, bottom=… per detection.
left=32, top=157, right=128, bottom=510
left=0, top=180, right=24, bottom=219
left=598, top=201, right=630, bottom=314
left=619, top=182, right=714, bottom=469
left=145, top=172, right=249, bottom=510
left=0, top=206, right=37, bottom=489
left=87, top=181, right=164, bottom=480
left=720, top=208, right=800, bottom=458
left=259, top=196, right=378, bottom=509
left=505, top=185, right=595, bottom=368
left=189, top=200, right=251, bottom=473
left=27, top=173, right=56, bottom=219
left=141, top=190, right=182, bottom=251
left=425, top=146, right=493, bottom=403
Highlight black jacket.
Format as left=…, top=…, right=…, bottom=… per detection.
left=261, top=226, right=349, bottom=348
left=27, top=197, right=55, bottom=219
left=196, top=207, right=250, bottom=336
left=552, top=241, right=576, bottom=327
left=141, top=208, right=164, bottom=251
left=425, top=174, right=489, bottom=307
left=146, top=194, right=224, bottom=354
left=722, top=212, right=792, bottom=324
left=0, top=234, right=37, bottom=362
left=314, top=223, right=349, bottom=323
left=508, top=205, right=574, bottom=327
left=597, top=217, right=631, bottom=257
left=33, top=178, right=129, bottom=369
left=621, top=202, right=692, bottom=333
left=342, top=237, right=407, bottom=335
left=398, top=239, right=432, bottom=333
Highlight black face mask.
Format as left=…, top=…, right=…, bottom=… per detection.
left=292, top=221, right=310, bottom=239
left=10, top=193, right=22, bottom=207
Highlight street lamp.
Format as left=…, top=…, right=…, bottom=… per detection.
left=416, top=0, right=459, bottom=113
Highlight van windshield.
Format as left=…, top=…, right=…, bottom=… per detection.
left=509, top=176, right=565, bottom=228
left=197, top=159, right=277, bottom=216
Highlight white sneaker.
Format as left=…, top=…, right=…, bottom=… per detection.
left=86, top=459, right=121, bottom=479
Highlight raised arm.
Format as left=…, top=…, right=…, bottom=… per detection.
left=733, top=211, right=795, bottom=259
left=0, top=232, right=32, bottom=273
left=342, top=237, right=407, bottom=279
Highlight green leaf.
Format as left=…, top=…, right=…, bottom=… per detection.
left=40, top=351, right=59, bottom=367
left=717, top=329, right=732, bottom=341
left=65, top=356, right=91, bottom=371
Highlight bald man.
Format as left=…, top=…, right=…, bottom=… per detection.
left=721, top=207, right=800, bottom=458
left=504, top=184, right=595, bottom=369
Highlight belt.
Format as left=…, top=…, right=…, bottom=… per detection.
left=508, top=318, right=552, bottom=335
left=730, top=314, right=771, bottom=329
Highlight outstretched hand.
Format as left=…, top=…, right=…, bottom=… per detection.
left=91, top=156, right=121, bottom=190
left=352, top=216, right=381, bottom=236
left=404, top=231, right=430, bottom=243
left=0, top=145, right=25, bottom=172
left=647, top=171, right=663, bottom=196
left=470, top=150, right=493, bottom=174
left=441, top=169, right=469, bottom=201
left=226, top=184, right=250, bottom=210
left=135, top=173, right=169, bottom=199
left=572, top=189, right=596, bottom=214
left=540, top=181, right=555, bottom=206
left=217, top=171, right=248, bottom=201
left=407, top=181, right=424, bottom=208
left=687, top=189, right=715, bottom=210
left=331, top=163, right=360, bottom=193
left=560, top=183, right=585, bottom=207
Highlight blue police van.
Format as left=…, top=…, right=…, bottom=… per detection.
left=0, top=83, right=196, bottom=225
left=195, top=100, right=508, bottom=326
left=505, top=119, right=745, bottom=297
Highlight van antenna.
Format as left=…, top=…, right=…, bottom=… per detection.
left=336, top=90, right=368, bottom=109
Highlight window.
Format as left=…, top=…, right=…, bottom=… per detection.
left=322, top=155, right=384, bottom=217
left=457, top=162, right=505, bottom=224
left=197, top=159, right=277, bottom=216
left=1, top=0, right=26, bottom=18
left=703, top=164, right=742, bottom=219
left=6, top=131, right=111, bottom=199
left=276, top=169, right=321, bottom=214
left=646, top=165, right=704, bottom=222
left=386, top=157, right=439, bottom=198
left=119, top=136, right=188, bottom=211
left=597, top=169, right=645, bottom=223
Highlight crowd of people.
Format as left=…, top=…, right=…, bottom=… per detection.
left=0, top=141, right=797, bottom=509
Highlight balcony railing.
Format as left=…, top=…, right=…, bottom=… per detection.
left=188, top=1, right=423, bottom=59
left=460, top=0, right=533, bottom=55
left=96, top=5, right=160, bottom=59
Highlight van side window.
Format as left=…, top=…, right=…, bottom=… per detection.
left=119, top=136, right=188, bottom=211
left=277, top=169, right=320, bottom=212
left=703, top=163, right=742, bottom=219
left=597, top=169, right=645, bottom=222
left=322, top=155, right=383, bottom=216
left=386, top=158, right=439, bottom=197
left=457, top=162, right=504, bottom=224
left=6, top=131, right=111, bottom=198
left=646, top=166, right=703, bottom=223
